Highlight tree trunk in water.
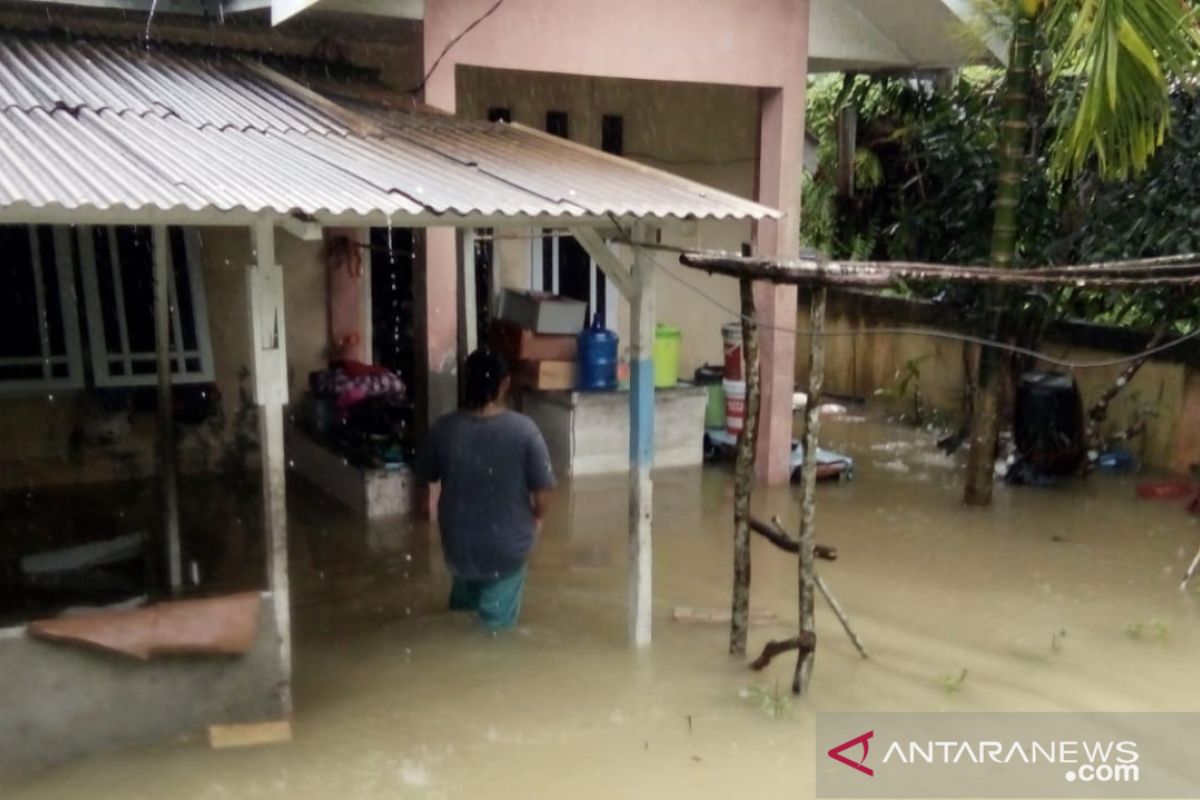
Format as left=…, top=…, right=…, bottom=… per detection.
left=794, top=287, right=827, bottom=695
left=964, top=8, right=1038, bottom=507
left=730, top=278, right=761, bottom=656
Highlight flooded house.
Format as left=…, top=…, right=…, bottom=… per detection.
left=0, top=0, right=1012, bottom=776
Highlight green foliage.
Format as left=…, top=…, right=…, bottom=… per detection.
left=801, top=70, right=1056, bottom=270
left=875, top=356, right=931, bottom=425
left=801, top=66, right=1200, bottom=333
left=1042, top=0, right=1200, bottom=181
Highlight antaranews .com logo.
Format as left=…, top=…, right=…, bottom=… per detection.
left=828, top=729, right=1140, bottom=784
left=816, top=713, right=1198, bottom=799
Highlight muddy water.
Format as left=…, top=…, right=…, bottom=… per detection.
left=5, top=418, right=1199, bottom=799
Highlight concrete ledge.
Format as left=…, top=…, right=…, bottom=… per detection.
left=523, top=386, right=708, bottom=476
left=0, top=593, right=286, bottom=774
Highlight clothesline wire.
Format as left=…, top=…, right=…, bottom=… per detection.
left=641, top=247, right=1200, bottom=370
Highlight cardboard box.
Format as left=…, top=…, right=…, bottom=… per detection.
left=499, top=289, right=587, bottom=335
left=491, top=319, right=578, bottom=363
left=515, top=360, right=577, bottom=390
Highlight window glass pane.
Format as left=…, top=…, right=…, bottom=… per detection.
left=90, top=227, right=123, bottom=357
left=370, top=227, right=416, bottom=378
left=0, top=364, right=42, bottom=381
left=0, top=225, right=40, bottom=360
left=169, top=227, right=198, bottom=352
left=559, top=236, right=591, bottom=309
left=114, top=226, right=156, bottom=355
left=601, top=114, right=624, bottom=155
left=36, top=226, right=67, bottom=357
left=541, top=232, right=553, bottom=291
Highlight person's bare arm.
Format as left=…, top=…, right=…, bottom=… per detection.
left=532, top=488, right=553, bottom=534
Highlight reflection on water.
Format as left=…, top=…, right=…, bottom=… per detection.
left=4, top=417, right=1199, bottom=799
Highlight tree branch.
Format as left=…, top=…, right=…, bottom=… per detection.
left=749, top=632, right=816, bottom=672
left=748, top=515, right=838, bottom=561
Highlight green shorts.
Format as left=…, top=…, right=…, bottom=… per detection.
left=448, top=565, right=527, bottom=629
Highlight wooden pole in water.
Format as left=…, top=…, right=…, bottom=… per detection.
left=814, top=573, right=868, bottom=659
left=153, top=226, right=183, bottom=596
left=794, top=287, right=827, bottom=695
left=730, top=278, right=760, bottom=656
left=1181, top=545, right=1200, bottom=592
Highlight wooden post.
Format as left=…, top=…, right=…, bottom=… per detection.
left=152, top=226, right=183, bottom=596
left=730, top=278, right=760, bottom=656
left=247, top=219, right=293, bottom=716
left=628, top=228, right=655, bottom=648
left=814, top=573, right=869, bottom=659
left=794, top=287, right=827, bottom=695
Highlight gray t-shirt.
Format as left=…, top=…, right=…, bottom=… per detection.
left=417, top=410, right=556, bottom=581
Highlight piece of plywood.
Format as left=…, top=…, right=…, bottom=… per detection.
left=208, top=720, right=292, bottom=749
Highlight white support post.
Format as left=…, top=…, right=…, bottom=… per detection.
left=247, top=219, right=293, bottom=716
left=460, top=228, right=478, bottom=358
left=153, top=226, right=183, bottom=596
left=628, top=227, right=655, bottom=647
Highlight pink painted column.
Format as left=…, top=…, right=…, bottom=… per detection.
left=324, top=227, right=366, bottom=362
left=420, top=62, right=461, bottom=432
left=754, top=82, right=807, bottom=485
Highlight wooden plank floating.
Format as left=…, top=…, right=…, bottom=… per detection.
left=208, top=720, right=293, bottom=750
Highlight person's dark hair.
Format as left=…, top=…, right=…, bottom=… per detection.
left=462, top=349, right=509, bottom=410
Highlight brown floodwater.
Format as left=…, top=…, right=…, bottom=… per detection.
left=4, top=416, right=1199, bottom=799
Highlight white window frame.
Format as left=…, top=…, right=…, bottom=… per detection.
left=78, top=226, right=215, bottom=387
left=0, top=226, right=86, bottom=396
left=529, top=230, right=619, bottom=332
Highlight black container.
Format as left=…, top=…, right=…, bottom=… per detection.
left=693, top=364, right=725, bottom=385
left=1014, top=371, right=1084, bottom=475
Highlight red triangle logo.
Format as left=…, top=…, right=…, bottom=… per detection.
left=827, top=730, right=875, bottom=777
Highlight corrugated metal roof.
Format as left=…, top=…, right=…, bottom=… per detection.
left=0, top=34, right=778, bottom=223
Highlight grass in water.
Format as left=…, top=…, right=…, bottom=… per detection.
left=938, top=668, right=969, bottom=695
left=740, top=682, right=793, bottom=719
left=1125, top=620, right=1169, bottom=644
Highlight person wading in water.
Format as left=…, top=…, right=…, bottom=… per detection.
left=417, top=349, right=556, bottom=629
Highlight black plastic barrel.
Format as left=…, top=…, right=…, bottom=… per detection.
left=1014, top=371, right=1084, bottom=475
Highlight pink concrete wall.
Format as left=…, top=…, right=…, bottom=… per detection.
left=324, top=228, right=367, bottom=362
left=423, top=0, right=810, bottom=102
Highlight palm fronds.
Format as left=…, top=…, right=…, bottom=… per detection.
left=1045, top=0, right=1200, bottom=181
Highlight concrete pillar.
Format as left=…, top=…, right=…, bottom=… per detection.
left=628, top=230, right=655, bottom=647
left=247, top=220, right=292, bottom=716
left=325, top=227, right=368, bottom=362
left=152, top=226, right=183, bottom=596
left=753, top=82, right=806, bottom=485
left=421, top=48, right=461, bottom=430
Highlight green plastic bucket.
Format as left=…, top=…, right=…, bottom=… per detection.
left=704, top=382, right=726, bottom=427
left=653, top=324, right=681, bottom=388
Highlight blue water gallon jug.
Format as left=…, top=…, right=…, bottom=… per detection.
left=577, top=313, right=619, bottom=391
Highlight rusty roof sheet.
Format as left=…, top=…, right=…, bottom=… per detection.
left=0, top=34, right=779, bottom=224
